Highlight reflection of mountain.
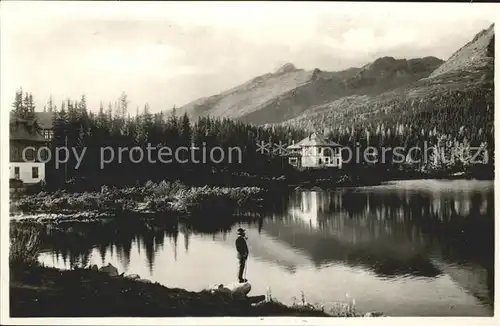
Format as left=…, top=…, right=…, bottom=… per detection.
left=260, top=186, right=493, bottom=282
left=262, top=217, right=439, bottom=278
left=430, top=258, right=493, bottom=308
left=363, top=180, right=494, bottom=193
left=27, top=180, right=493, bottom=310
left=238, top=228, right=312, bottom=273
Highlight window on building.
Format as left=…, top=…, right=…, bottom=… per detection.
left=43, top=129, right=54, bottom=139
left=27, top=147, right=35, bottom=161
left=39, top=147, right=48, bottom=161
left=32, top=167, right=39, bottom=179
left=14, top=166, right=20, bottom=179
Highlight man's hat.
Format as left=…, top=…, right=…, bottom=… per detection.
left=237, top=228, right=246, bottom=234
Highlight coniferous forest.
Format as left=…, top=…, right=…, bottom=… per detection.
left=12, top=90, right=307, bottom=190
left=11, top=85, right=494, bottom=191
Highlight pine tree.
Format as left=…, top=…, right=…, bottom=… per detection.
left=47, top=95, right=54, bottom=113
left=12, top=88, right=24, bottom=118
left=52, top=103, right=68, bottom=148
left=96, top=101, right=107, bottom=129
left=51, top=104, right=59, bottom=127
left=58, top=104, right=69, bottom=125
left=22, top=92, right=35, bottom=120
left=79, top=94, right=88, bottom=117
left=118, top=92, right=129, bottom=135
left=67, top=99, right=78, bottom=122
left=180, top=113, right=191, bottom=147
left=119, top=91, right=128, bottom=118
left=140, top=103, right=153, bottom=142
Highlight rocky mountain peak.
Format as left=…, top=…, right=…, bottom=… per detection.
left=275, top=62, right=298, bottom=74
left=429, top=23, right=494, bottom=78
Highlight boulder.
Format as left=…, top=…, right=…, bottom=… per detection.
left=98, top=263, right=118, bottom=277
left=90, top=264, right=99, bottom=271
left=125, top=273, right=141, bottom=280
left=364, top=312, right=384, bottom=317
left=136, top=278, right=152, bottom=283
left=211, top=284, right=232, bottom=296
left=210, top=281, right=251, bottom=296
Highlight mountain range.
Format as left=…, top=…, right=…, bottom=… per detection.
left=176, top=24, right=494, bottom=130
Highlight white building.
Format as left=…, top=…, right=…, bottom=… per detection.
left=10, top=117, right=49, bottom=185
left=287, top=133, right=342, bottom=169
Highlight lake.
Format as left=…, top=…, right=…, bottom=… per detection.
left=37, top=180, right=494, bottom=316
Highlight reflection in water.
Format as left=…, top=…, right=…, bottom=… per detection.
left=35, top=180, right=494, bottom=316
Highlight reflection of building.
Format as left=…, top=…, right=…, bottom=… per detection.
left=263, top=190, right=439, bottom=278
left=262, top=187, right=493, bottom=283
left=288, top=191, right=331, bottom=229
left=287, top=133, right=342, bottom=169
left=9, top=117, right=49, bottom=184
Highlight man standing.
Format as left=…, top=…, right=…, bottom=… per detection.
left=235, top=228, right=248, bottom=283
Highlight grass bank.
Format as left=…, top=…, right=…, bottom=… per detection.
left=9, top=223, right=364, bottom=318
left=10, top=263, right=332, bottom=317
left=11, top=181, right=264, bottom=221
left=9, top=224, right=332, bottom=317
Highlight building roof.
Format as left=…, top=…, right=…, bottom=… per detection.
left=287, top=133, right=342, bottom=148
left=287, top=143, right=301, bottom=149
left=10, top=118, right=49, bottom=142
left=34, top=112, right=55, bottom=129
left=9, top=111, right=55, bottom=129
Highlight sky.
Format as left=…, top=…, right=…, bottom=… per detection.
left=1, top=2, right=497, bottom=115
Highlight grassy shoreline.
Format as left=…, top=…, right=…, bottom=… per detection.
left=11, top=181, right=265, bottom=221
left=9, top=222, right=365, bottom=318
left=10, top=175, right=493, bottom=223
left=10, top=263, right=334, bottom=317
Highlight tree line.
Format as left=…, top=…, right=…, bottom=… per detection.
left=285, top=86, right=494, bottom=176
left=11, top=85, right=494, bottom=189
left=12, top=90, right=306, bottom=189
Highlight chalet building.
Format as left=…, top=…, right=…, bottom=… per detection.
left=10, top=111, right=55, bottom=140
left=35, top=112, right=55, bottom=140
left=10, top=117, right=49, bottom=184
left=286, top=133, right=342, bottom=169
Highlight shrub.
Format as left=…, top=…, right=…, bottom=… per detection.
left=12, top=182, right=264, bottom=217
left=10, top=224, right=41, bottom=266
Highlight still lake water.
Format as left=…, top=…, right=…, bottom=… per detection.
left=37, top=180, right=494, bottom=316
